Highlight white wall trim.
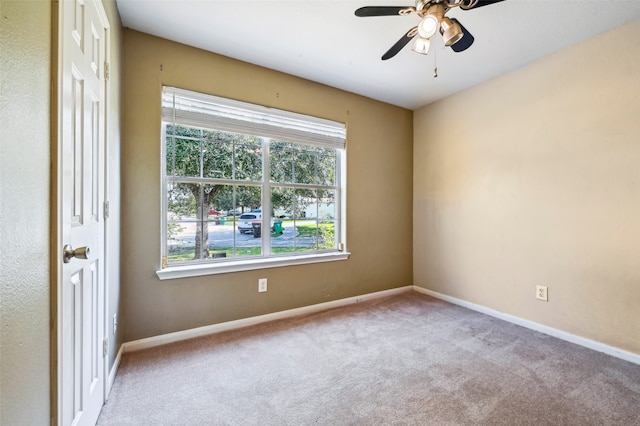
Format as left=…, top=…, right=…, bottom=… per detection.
left=122, top=286, right=413, bottom=353
left=118, top=285, right=639, bottom=366
left=105, top=344, right=124, bottom=400
left=413, top=286, right=640, bottom=366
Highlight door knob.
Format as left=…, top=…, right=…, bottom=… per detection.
left=63, top=245, right=90, bottom=263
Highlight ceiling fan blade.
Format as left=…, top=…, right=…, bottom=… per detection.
left=450, top=19, right=475, bottom=53
left=355, top=6, right=412, bottom=17
left=382, top=26, right=417, bottom=60
left=463, top=0, right=505, bottom=9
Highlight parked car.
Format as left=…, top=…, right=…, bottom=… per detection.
left=238, top=212, right=261, bottom=234
left=208, top=208, right=222, bottom=216
left=238, top=212, right=281, bottom=235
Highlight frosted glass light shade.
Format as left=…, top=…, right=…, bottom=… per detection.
left=418, top=15, right=439, bottom=39
left=412, top=37, right=431, bottom=55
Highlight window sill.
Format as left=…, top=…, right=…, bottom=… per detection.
left=156, top=251, right=351, bottom=280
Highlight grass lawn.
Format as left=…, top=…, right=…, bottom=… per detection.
left=291, top=222, right=334, bottom=237
left=168, top=245, right=317, bottom=262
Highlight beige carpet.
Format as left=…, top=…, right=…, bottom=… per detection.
left=97, top=291, right=640, bottom=425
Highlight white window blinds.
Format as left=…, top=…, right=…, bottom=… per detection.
left=162, top=87, right=346, bottom=150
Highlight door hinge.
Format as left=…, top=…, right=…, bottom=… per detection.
left=104, top=62, right=110, bottom=80
left=103, top=200, right=110, bottom=219
left=103, top=337, right=109, bottom=357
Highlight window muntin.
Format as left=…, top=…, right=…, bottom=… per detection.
left=161, top=87, right=346, bottom=270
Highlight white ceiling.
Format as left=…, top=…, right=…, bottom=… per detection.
left=115, top=0, right=640, bottom=110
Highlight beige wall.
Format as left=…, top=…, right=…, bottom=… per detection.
left=0, top=1, right=51, bottom=424
left=121, top=30, right=413, bottom=341
left=414, top=22, right=640, bottom=355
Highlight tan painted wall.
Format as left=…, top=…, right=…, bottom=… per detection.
left=0, top=1, right=51, bottom=424
left=414, top=22, right=640, bottom=355
left=121, top=30, right=413, bottom=342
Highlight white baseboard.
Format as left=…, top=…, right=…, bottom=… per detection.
left=122, top=286, right=413, bottom=353
left=413, top=286, right=640, bottom=366
left=105, top=343, right=124, bottom=400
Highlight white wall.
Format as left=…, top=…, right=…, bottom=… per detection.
left=0, top=1, right=52, bottom=424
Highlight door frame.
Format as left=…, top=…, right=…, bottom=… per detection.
left=51, top=0, right=111, bottom=423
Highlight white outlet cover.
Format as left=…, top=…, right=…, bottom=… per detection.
left=258, top=278, right=267, bottom=292
left=536, top=285, right=548, bottom=301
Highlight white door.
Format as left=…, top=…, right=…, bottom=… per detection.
left=58, top=0, right=109, bottom=425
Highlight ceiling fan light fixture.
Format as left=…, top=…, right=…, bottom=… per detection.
left=440, top=17, right=464, bottom=46
left=417, top=15, right=439, bottom=39
left=412, top=36, right=431, bottom=55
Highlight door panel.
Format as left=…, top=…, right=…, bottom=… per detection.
left=59, top=1, right=109, bottom=425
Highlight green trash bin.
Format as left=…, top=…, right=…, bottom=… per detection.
left=220, top=217, right=226, bottom=225
left=273, top=220, right=283, bottom=235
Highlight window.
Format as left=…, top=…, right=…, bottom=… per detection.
left=158, top=87, right=347, bottom=279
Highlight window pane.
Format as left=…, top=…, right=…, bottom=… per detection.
left=271, top=142, right=336, bottom=186
left=166, top=131, right=203, bottom=178
left=167, top=183, right=265, bottom=263
left=270, top=141, right=294, bottom=183
left=208, top=185, right=236, bottom=259
left=202, top=131, right=233, bottom=179
left=234, top=136, right=262, bottom=181
left=211, top=184, right=237, bottom=218
left=293, top=189, right=319, bottom=253
left=270, top=188, right=336, bottom=254
left=204, top=180, right=232, bottom=254
left=271, top=187, right=294, bottom=254
left=166, top=182, right=208, bottom=263
left=315, top=148, right=337, bottom=186
left=235, top=185, right=261, bottom=212
left=165, top=131, right=175, bottom=176
left=317, top=190, right=336, bottom=250
left=293, top=145, right=323, bottom=185
left=234, top=185, right=263, bottom=257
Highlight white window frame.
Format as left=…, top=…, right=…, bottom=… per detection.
left=157, top=87, right=349, bottom=280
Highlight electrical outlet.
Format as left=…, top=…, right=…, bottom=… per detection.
left=258, top=278, right=267, bottom=293
left=536, top=285, right=548, bottom=301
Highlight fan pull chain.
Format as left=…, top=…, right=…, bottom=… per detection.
left=433, top=46, right=438, bottom=78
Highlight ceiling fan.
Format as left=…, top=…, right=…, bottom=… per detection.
left=355, top=0, right=505, bottom=60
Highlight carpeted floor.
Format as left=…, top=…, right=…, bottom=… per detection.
left=97, top=291, right=640, bottom=425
